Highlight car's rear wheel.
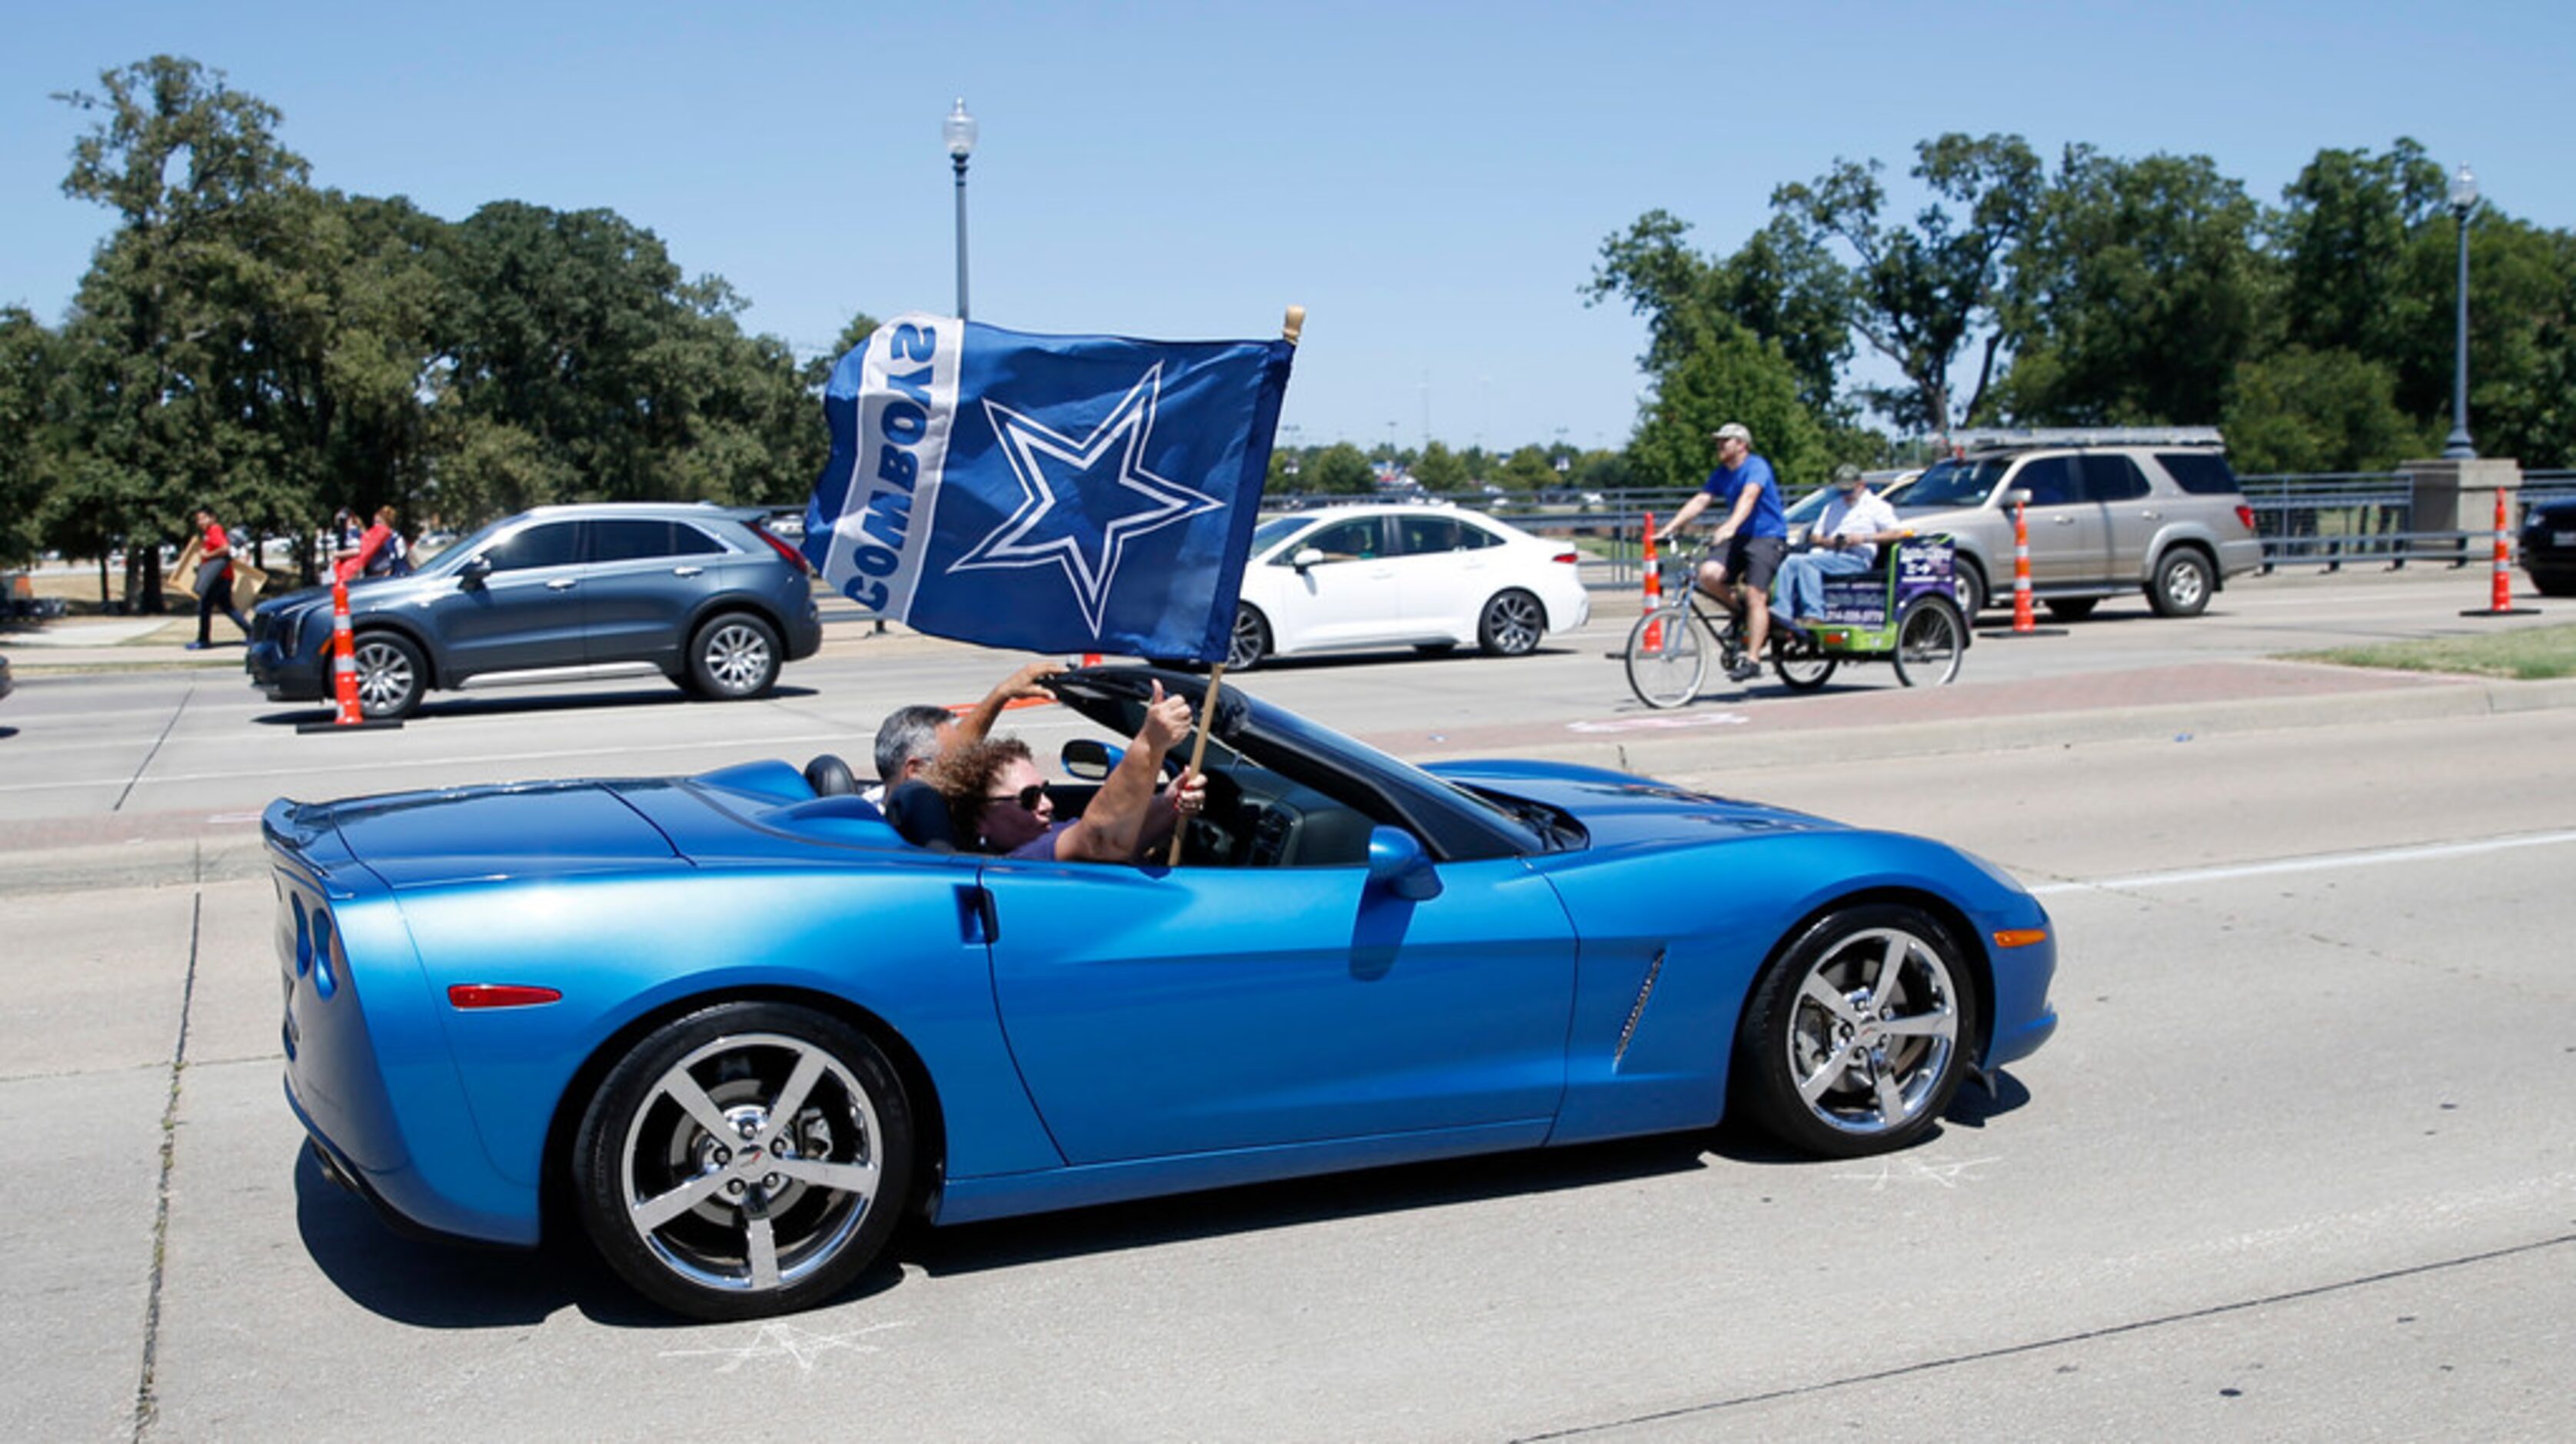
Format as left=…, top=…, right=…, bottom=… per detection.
left=1477, top=589, right=1546, bottom=657
left=1890, top=594, right=1965, bottom=687
left=574, top=1001, right=914, bottom=1321
left=2147, top=548, right=2214, bottom=617
left=1623, top=604, right=1702, bottom=709
left=1733, top=903, right=1979, bottom=1158
left=1226, top=604, right=1271, bottom=670
left=689, top=613, right=781, bottom=699
left=351, top=632, right=425, bottom=720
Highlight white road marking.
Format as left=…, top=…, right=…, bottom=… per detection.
left=2031, top=828, right=2576, bottom=896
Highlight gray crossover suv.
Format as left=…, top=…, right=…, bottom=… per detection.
left=1892, top=431, right=2262, bottom=620
left=247, top=503, right=820, bottom=718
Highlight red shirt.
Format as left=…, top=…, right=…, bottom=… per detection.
left=337, top=522, right=391, bottom=583
left=200, top=522, right=234, bottom=583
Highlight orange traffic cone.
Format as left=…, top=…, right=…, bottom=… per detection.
left=2011, top=499, right=2035, bottom=634
left=2463, top=487, right=2539, bottom=617
left=297, top=574, right=403, bottom=731
left=1639, top=511, right=1664, bottom=650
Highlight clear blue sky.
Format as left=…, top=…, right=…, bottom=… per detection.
left=5, top=1, right=2566, bottom=454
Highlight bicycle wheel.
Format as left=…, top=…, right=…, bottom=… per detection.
left=1624, top=605, right=1705, bottom=709
left=1891, top=595, right=1965, bottom=687
left=1773, top=634, right=1839, bottom=691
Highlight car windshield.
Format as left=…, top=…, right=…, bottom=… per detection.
left=1899, top=458, right=2009, bottom=509
left=1251, top=514, right=1312, bottom=555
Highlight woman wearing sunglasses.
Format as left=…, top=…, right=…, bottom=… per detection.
left=934, top=678, right=1206, bottom=862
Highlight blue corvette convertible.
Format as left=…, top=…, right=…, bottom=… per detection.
left=274, top=667, right=2056, bottom=1319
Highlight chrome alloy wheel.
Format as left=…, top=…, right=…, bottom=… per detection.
left=351, top=637, right=418, bottom=716
left=699, top=621, right=775, bottom=696
left=1782, top=927, right=1962, bottom=1138
left=1479, top=590, right=1545, bottom=656
left=617, top=1031, right=884, bottom=1296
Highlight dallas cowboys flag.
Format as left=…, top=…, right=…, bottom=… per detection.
left=803, top=313, right=1295, bottom=660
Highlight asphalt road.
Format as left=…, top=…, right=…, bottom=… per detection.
left=2, top=566, right=2571, bottom=1440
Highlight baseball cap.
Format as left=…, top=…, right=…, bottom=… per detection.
left=1832, top=463, right=1864, bottom=486
left=1709, top=422, right=1752, bottom=444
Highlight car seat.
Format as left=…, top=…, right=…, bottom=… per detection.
left=883, top=779, right=958, bottom=852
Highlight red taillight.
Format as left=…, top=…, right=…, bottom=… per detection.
left=1552, top=551, right=1581, bottom=565
left=2235, top=504, right=2256, bottom=531
left=448, top=983, right=563, bottom=1010
left=751, top=523, right=811, bottom=574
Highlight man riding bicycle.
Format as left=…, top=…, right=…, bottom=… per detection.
left=1652, top=421, right=1786, bottom=683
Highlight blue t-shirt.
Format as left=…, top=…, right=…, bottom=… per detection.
left=1701, top=455, right=1788, bottom=539
left=1004, top=819, right=1075, bottom=860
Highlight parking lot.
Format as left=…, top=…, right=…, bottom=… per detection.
left=4, top=565, right=2573, bottom=1440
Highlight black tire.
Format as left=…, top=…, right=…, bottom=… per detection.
left=2147, top=548, right=2215, bottom=617
left=1226, top=604, right=1271, bottom=670
left=688, top=613, right=782, bottom=699
left=1951, top=557, right=1989, bottom=618
left=574, top=1000, right=914, bottom=1321
left=2043, top=597, right=2098, bottom=621
left=2534, top=574, right=2576, bottom=599
left=1772, top=634, right=1838, bottom=691
left=1476, top=589, right=1546, bottom=657
left=350, top=631, right=426, bottom=720
left=1623, top=604, right=1703, bottom=709
left=1890, top=594, right=1966, bottom=687
left=1732, top=903, right=1980, bottom=1158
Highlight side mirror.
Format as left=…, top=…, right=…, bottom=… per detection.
left=1060, top=737, right=1123, bottom=780
left=457, top=555, right=493, bottom=586
left=1365, top=826, right=1442, bottom=901
left=1291, top=547, right=1325, bottom=571
left=2003, top=487, right=2032, bottom=507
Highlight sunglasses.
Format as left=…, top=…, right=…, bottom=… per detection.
left=985, top=784, right=1048, bottom=812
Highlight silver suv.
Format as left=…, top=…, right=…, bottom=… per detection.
left=1890, top=429, right=2261, bottom=620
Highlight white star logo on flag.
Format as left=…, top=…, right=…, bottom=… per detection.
left=950, top=364, right=1222, bottom=636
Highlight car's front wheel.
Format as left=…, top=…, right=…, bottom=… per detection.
left=688, top=613, right=782, bottom=699
left=1477, top=589, right=1545, bottom=657
left=2147, top=548, right=2215, bottom=617
left=574, top=1001, right=914, bottom=1321
left=351, top=632, right=426, bottom=720
left=1732, top=903, right=1979, bottom=1158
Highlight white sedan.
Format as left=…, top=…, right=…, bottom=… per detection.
left=1223, top=503, right=1590, bottom=668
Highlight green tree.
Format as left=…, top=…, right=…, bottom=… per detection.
left=1771, top=133, right=2044, bottom=434
left=1307, top=442, right=1374, bottom=494
left=0, top=308, right=65, bottom=567
left=51, top=55, right=317, bottom=599
left=1999, top=148, right=2266, bottom=426
left=1413, top=440, right=1471, bottom=494
left=1626, top=318, right=1828, bottom=492
left=2221, top=347, right=2428, bottom=473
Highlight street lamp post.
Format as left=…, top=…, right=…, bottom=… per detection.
left=944, top=98, right=978, bottom=321
left=2442, top=163, right=2478, bottom=460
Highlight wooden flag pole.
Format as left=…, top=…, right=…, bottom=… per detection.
left=1169, top=305, right=1303, bottom=866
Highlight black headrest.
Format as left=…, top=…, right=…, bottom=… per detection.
left=804, top=754, right=860, bottom=797
left=884, top=779, right=958, bottom=853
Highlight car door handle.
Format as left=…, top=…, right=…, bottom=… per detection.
left=547, top=577, right=579, bottom=590
left=957, top=884, right=1000, bottom=944
left=671, top=566, right=704, bottom=577
left=2138, top=510, right=2161, bottom=520
left=2052, top=515, right=2076, bottom=525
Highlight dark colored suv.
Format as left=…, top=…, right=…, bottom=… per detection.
left=2521, top=494, right=2576, bottom=597
left=1892, top=430, right=2263, bottom=620
left=246, top=503, right=820, bottom=718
